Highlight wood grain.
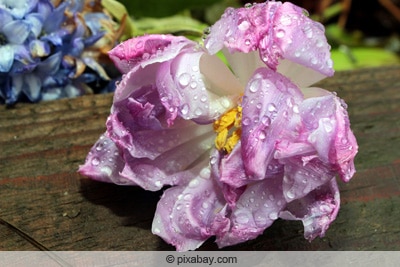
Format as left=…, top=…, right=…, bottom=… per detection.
left=1, top=65, right=399, bottom=250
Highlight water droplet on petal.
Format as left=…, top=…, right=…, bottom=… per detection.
left=178, top=73, right=191, bottom=87
left=180, top=104, right=189, bottom=115
left=192, top=65, right=199, bottom=72
left=235, top=213, right=249, bottom=224
left=200, top=167, right=211, bottom=179
left=292, top=104, right=299, bottom=113
left=268, top=103, right=277, bottom=112
left=135, top=41, right=143, bottom=49
left=276, top=29, right=285, bottom=38
left=194, top=108, right=203, bottom=116
left=190, top=81, right=197, bottom=89
left=189, top=178, right=199, bottom=188
left=91, top=157, right=100, bottom=166
left=303, top=25, right=313, bottom=38
left=244, top=39, right=251, bottom=46
left=311, top=57, right=318, bottom=65
left=249, top=78, right=261, bottom=93
left=210, top=156, right=217, bottom=164
left=261, top=116, right=271, bottom=126
left=269, top=212, right=278, bottom=220
left=242, top=117, right=251, bottom=126
left=259, top=131, right=266, bottom=140
left=280, top=15, right=292, bottom=26
left=286, top=190, right=295, bottom=199
left=322, top=118, right=333, bottom=132
left=101, top=166, right=112, bottom=176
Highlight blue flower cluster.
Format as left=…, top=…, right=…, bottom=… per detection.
left=0, top=0, right=121, bottom=105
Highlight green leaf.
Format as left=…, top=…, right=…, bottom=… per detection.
left=101, top=0, right=136, bottom=38
left=331, top=47, right=400, bottom=71
left=134, top=15, right=208, bottom=39
left=117, top=0, right=223, bottom=18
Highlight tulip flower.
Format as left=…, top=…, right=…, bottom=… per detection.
left=79, top=1, right=358, bottom=251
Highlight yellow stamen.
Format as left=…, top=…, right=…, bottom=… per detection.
left=213, top=106, right=242, bottom=154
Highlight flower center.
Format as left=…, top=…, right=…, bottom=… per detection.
left=213, top=106, right=242, bottom=154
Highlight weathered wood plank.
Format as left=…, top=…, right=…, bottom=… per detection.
left=0, top=65, right=399, bottom=251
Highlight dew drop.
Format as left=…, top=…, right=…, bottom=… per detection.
left=210, top=156, right=217, bottom=165
left=178, top=73, right=191, bottom=87
left=322, top=118, right=333, bottom=133
left=192, top=65, right=199, bottom=72
left=292, top=104, right=299, bottom=113
left=153, top=227, right=161, bottom=234
left=316, top=39, right=323, bottom=48
left=200, top=95, right=207, bottom=102
left=194, top=108, right=203, bottom=116
left=244, top=39, right=251, bottom=46
left=183, top=193, right=192, bottom=201
left=286, top=190, right=295, bottom=199
left=294, top=51, right=301, bottom=57
left=242, top=117, right=251, bottom=126
left=280, top=15, right=292, bottom=26
left=258, top=131, right=266, bottom=140
left=268, top=103, right=277, bottom=112
left=200, top=167, right=211, bottom=179
left=249, top=79, right=262, bottom=93
left=239, top=21, right=250, bottom=31
left=261, top=116, right=271, bottom=126
left=91, top=157, right=100, bottom=166
left=189, top=179, right=199, bottom=188
left=311, top=57, right=318, bottom=65
left=101, top=166, right=112, bottom=176
left=235, top=214, right=249, bottom=224
left=269, top=212, right=278, bottom=220
left=276, top=29, right=285, bottom=38
left=95, top=144, right=103, bottom=151
left=135, top=41, right=144, bottom=49
left=202, top=202, right=209, bottom=209
left=190, top=81, right=197, bottom=89
left=180, top=104, right=189, bottom=115
left=303, top=25, right=313, bottom=38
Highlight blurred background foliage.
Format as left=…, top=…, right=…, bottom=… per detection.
left=108, top=0, right=400, bottom=71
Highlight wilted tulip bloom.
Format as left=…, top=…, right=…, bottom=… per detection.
left=79, top=1, right=358, bottom=251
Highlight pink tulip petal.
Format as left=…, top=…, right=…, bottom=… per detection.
left=216, top=175, right=286, bottom=248
left=241, top=67, right=303, bottom=180
left=204, top=2, right=334, bottom=77
left=152, top=169, right=229, bottom=251
left=78, top=133, right=136, bottom=185
left=279, top=178, right=340, bottom=241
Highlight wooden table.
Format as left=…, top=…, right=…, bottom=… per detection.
left=1, top=65, right=399, bottom=251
